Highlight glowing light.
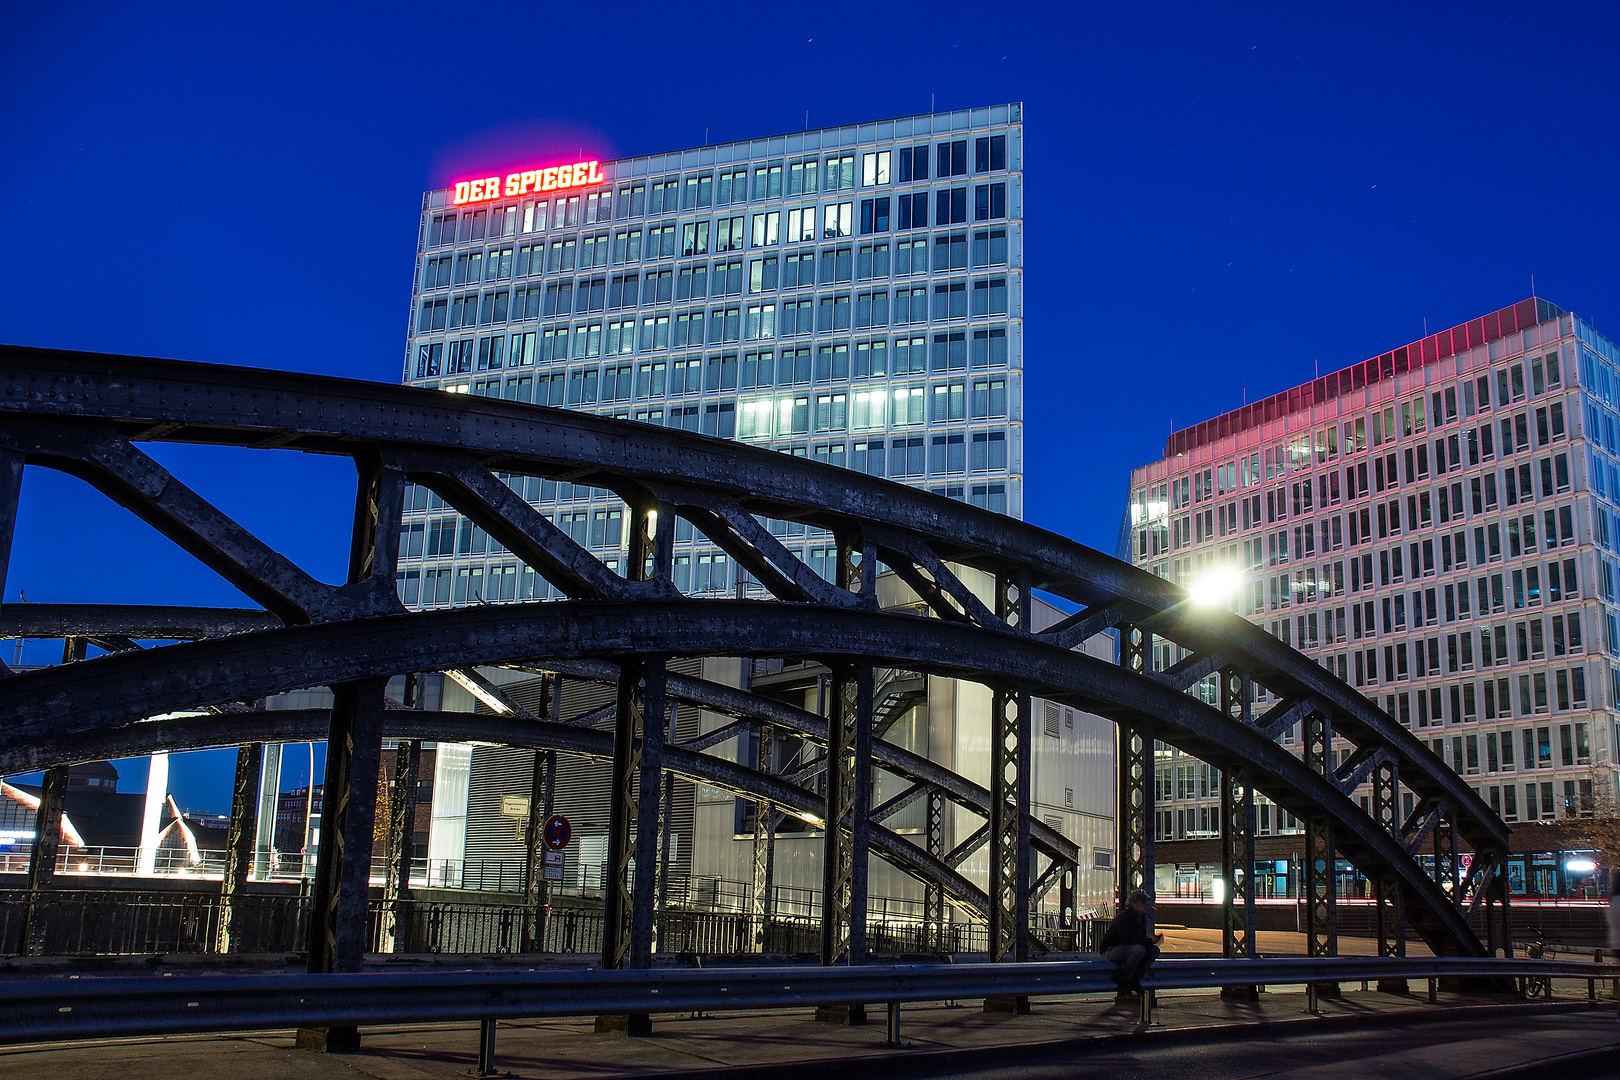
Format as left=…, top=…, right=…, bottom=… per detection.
left=1566, top=859, right=1597, bottom=874
left=1211, top=877, right=1227, bottom=904
left=1187, top=565, right=1241, bottom=607
left=454, top=160, right=605, bottom=206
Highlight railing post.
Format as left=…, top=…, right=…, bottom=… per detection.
left=1302, top=709, right=1338, bottom=1000
left=216, top=742, right=263, bottom=955
left=475, top=1018, right=497, bottom=1077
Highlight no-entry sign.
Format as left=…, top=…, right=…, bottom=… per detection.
left=543, top=814, right=571, bottom=851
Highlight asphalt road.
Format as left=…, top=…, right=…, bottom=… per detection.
left=887, top=1011, right=1620, bottom=1080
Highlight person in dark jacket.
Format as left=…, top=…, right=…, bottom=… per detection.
left=1100, top=889, right=1163, bottom=996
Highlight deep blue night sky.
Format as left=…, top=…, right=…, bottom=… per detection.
left=3, top=2, right=1617, bottom=810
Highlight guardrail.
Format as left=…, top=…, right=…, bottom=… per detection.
left=4, top=955, right=1615, bottom=1051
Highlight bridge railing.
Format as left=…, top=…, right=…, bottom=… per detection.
left=2, top=955, right=1614, bottom=1048
left=0, top=888, right=1098, bottom=958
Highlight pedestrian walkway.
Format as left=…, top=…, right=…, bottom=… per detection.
left=0, top=981, right=1611, bottom=1080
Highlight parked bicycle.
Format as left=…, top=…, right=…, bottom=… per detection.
left=1521, top=928, right=1559, bottom=999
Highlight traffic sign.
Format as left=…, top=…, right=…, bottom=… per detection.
left=543, top=814, right=571, bottom=851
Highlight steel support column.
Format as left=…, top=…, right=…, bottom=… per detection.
left=1218, top=668, right=1257, bottom=999
left=302, top=451, right=400, bottom=1051
left=305, top=677, right=388, bottom=976
left=1116, top=624, right=1154, bottom=910
left=1371, top=758, right=1407, bottom=991
left=1218, top=763, right=1255, bottom=956
left=988, top=569, right=1032, bottom=966
left=815, top=662, right=871, bottom=1024
left=924, top=786, right=945, bottom=950
left=381, top=738, right=423, bottom=954
left=18, top=765, right=66, bottom=955
left=216, top=742, right=263, bottom=955
left=819, top=663, right=873, bottom=966
left=812, top=533, right=875, bottom=1021
left=1301, top=709, right=1338, bottom=998
left=597, top=497, right=671, bottom=1036
left=750, top=723, right=777, bottom=952
left=984, top=571, right=1031, bottom=1013
left=602, top=659, right=647, bottom=971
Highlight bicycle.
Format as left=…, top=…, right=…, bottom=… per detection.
left=1521, top=928, right=1558, bottom=999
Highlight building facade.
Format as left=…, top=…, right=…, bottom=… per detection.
left=385, top=106, right=1119, bottom=921
left=1126, top=297, right=1620, bottom=900
left=395, top=104, right=1024, bottom=612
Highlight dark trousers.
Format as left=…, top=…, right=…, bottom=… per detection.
left=1103, top=943, right=1159, bottom=987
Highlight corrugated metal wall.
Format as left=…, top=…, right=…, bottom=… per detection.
left=461, top=662, right=700, bottom=891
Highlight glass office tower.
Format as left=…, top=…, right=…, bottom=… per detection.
left=1126, top=298, right=1620, bottom=900
left=395, top=104, right=1024, bottom=609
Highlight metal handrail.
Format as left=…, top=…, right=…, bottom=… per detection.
left=4, top=955, right=1614, bottom=1046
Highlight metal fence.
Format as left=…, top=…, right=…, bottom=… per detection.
left=0, top=888, right=1094, bottom=959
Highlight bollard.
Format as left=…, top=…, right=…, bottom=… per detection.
left=1589, top=979, right=1597, bottom=1008
left=1427, top=978, right=1438, bottom=1004
left=885, top=1002, right=901, bottom=1046
left=1305, top=982, right=1319, bottom=1014
left=1138, top=986, right=1152, bottom=1025
left=473, top=1018, right=497, bottom=1078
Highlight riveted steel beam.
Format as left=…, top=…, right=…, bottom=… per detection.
left=0, top=346, right=1520, bottom=900
left=0, top=601, right=1490, bottom=957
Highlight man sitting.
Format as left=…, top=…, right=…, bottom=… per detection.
left=1100, top=889, right=1163, bottom=1001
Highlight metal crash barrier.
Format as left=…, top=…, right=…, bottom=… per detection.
left=3, top=955, right=1615, bottom=1053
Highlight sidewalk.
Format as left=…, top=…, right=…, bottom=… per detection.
left=0, top=983, right=1611, bottom=1080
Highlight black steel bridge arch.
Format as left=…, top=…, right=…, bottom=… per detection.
left=0, top=347, right=1511, bottom=977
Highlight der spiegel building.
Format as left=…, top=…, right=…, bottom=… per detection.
left=395, top=105, right=1024, bottom=607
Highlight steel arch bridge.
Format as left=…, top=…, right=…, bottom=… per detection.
left=0, top=347, right=1511, bottom=976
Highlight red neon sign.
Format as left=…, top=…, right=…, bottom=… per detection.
left=453, top=160, right=604, bottom=206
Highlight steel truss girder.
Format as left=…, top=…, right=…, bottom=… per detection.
left=0, top=349, right=1515, bottom=961
left=0, top=601, right=1488, bottom=957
